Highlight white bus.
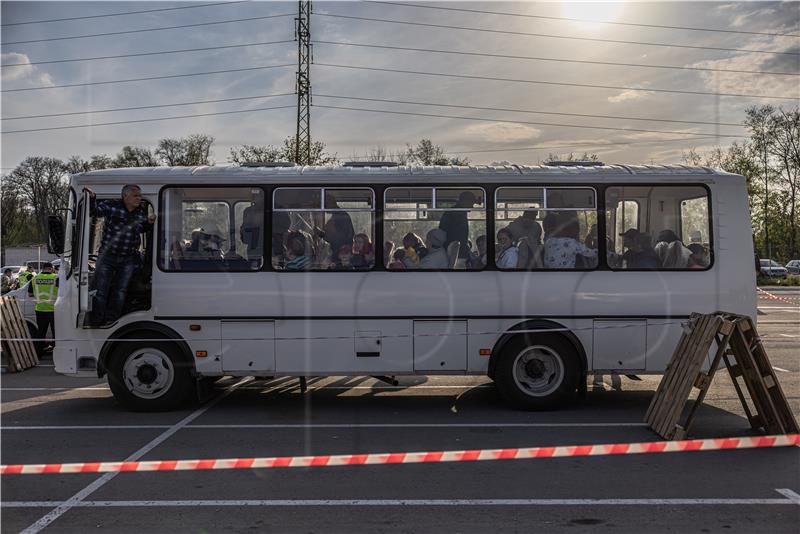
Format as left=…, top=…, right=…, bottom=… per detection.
left=49, top=163, right=756, bottom=411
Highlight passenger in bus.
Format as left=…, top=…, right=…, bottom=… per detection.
left=688, top=243, right=709, bottom=268
left=655, top=230, right=691, bottom=268
left=285, top=233, right=311, bottom=270
left=182, top=224, right=226, bottom=261
left=419, top=228, right=449, bottom=269
left=351, top=233, right=375, bottom=269
left=401, top=232, right=427, bottom=268
left=86, top=185, right=155, bottom=326
left=495, top=227, right=519, bottom=269
left=438, top=191, right=476, bottom=257
left=544, top=217, right=597, bottom=269
left=383, top=241, right=395, bottom=266
left=388, top=249, right=407, bottom=270
left=509, top=211, right=544, bottom=270
left=468, top=235, right=487, bottom=269
left=619, top=229, right=659, bottom=269
left=334, top=244, right=354, bottom=270
left=315, top=198, right=355, bottom=265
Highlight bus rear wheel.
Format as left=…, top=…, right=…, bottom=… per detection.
left=494, top=333, right=580, bottom=410
left=107, top=340, right=193, bottom=412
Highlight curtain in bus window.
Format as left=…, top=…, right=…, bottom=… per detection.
left=383, top=187, right=486, bottom=270
left=495, top=187, right=597, bottom=270
left=272, top=187, right=374, bottom=271
left=605, top=186, right=710, bottom=270
left=159, top=187, right=263, bottom=272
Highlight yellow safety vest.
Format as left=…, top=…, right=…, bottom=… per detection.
left=32, top=273, right=58, bottom=312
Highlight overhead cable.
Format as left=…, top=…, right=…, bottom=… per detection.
left=1, top=13, right=294, bottom=45
left=314, top=94, right=744, bottom=127
left=1, top=64, right=294, bottom=92
left=366, top=1, right=800, bottom=39
left=314, top=104, right=746, bottom=139
left=3, top=93, right=295, bottom=121
left=316, top=13, right=800, bottom=57
left=314, top=40, right=799, bottom=77
left=1, top=1, right=248, bottom=27
left=1, top=40, right=294, bottom=68
left=1, top=105, right=296, bottom=135
left=315, top=63, right=800, bottom=101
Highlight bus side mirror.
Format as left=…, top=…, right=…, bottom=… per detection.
left=47, top=215, right=65, bottom=255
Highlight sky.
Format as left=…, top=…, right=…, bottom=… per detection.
left=1, top=0, right=799, bottom=169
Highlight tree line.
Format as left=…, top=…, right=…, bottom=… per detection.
left=2, top=106, right=799, bottom=264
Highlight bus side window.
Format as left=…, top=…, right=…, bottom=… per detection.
left=605, top=186, right=711, bottom=270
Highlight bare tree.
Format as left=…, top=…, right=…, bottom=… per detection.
left=229, top=137, right=337, bottom=166
left=745, top=105, right=777, bottom=258
left=6, top=157, right=69, bottom=241
left=155, top=134, right=215, bottom=166
left=113, top=146, right=157, bottom=167
left=769, top=108, right=800, bottom=258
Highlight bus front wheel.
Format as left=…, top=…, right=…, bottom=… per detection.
left=107, top=340, right=193, bottom=412
left=494, top=333, right=580, bottom=410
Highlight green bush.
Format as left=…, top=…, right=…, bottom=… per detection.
left=757, top=274, right=800, bottom=287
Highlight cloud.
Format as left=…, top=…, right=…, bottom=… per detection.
left=607, top=88, right=654, bottom=103
left=463, top=122, right=542, bottom=143
left=1, top=52, right=54, bottom=86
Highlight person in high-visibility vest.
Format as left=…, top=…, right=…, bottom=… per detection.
left=17, top=268, right=35, bottom=288
left=28, top=263, right=58, bottom=354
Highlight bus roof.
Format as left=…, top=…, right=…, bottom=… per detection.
left=73, top=163, right=740, bottom=186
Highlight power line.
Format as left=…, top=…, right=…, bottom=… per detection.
left=1, top=105, right=296, bottom=135
left=366, top=1, right=800, bottom=39
left=314, top=40, right=799, bottom=77
left=316, top=13, right=800, bottom=57
left=316, top=63, right=800, bottom=101
left=2, top=93, right=295, bottom=120
left=1, top=13, right=295, bottom=45
left=443, top=137, right=729, bottom=156
left=1, top=1, right=248, bottom=27
left=1, top=64, right=294, bottom=93
left=315, top=103, right=744, bottom=139
left=314, top=94, right=744, bottom=128
left=1, top=40, right=294, bottom=68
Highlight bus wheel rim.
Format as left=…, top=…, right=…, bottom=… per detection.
left=121, top=348, right=174, bottom=400
left=512, top=345, right=564, bottom=397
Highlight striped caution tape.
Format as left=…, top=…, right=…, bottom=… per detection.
left=3, top=434, right=798, bottom=475
left=758, top=287, right=800, bottom=306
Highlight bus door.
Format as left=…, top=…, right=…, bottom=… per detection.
left=76, top=190, right=92, bottom=327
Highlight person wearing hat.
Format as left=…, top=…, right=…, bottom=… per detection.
left=27, top=262, right=58, bottom=354
left=86, top=184, right=155, bottom=326
left=420, top=228, right=449, bottom=269
left=620, top=229, right=659, bottom=269
left=184, top=223, right=226, bottom=261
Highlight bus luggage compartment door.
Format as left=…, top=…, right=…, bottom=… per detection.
left=413, top=320, right=467, bottom=372
left=221, top=320, right=275, bottom=373
left=592, top=320, right=646, bottom=371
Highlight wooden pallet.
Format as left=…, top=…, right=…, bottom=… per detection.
left=0, top=296, right=38, bottom=372
left=645, top=312, right=798, bottom=439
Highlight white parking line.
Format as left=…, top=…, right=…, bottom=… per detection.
left=778, top=334, right=799, bottom=338
left=4, top=495, right=799, bottom=507
left=773, top=367, right=791, bottom=373
left=20, top=378, right=249, bottom=534
left=0, top=422, right=649, bottom=431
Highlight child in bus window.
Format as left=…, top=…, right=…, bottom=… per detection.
left=389, top=249, right=407, bottom=270
left=496, top=227, right=519, bottom=269
left=352, top=233, right=374, bottom=269
left=285, top=233, right=311, bottom=270
left=336, top=244, right=354, bottom=270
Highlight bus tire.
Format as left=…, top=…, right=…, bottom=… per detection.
left=494, top=333, right=580, bottom=410
left=107, top=339, right=193, bottom=412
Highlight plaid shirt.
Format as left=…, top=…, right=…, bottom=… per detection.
left=91, top=198, right=152, bottom=256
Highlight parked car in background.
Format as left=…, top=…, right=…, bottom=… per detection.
left=25, top=260, right=52, bottom=272
left=786, top=260, right=800, bottom=274
left=760, top=259, right=789, bottom=278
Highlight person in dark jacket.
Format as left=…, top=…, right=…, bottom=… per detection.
left=620, top=229, right=660, bottom=269
left=86, top=184, right=155, bottom=325
left=438, top=191, right=476, bottom=257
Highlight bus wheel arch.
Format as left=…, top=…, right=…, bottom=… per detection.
left=98, top=322, right=192, bottom=378
left=489, top=320, right=587, bottom=409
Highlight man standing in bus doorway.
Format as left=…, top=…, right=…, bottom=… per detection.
left=28, top=262, right=58, bottom=354
left=439, top=191, right=477, bottom=258
left=86, top=185, right=155, bottom=326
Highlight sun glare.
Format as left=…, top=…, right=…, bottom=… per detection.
left=560, top=1, right=627, bottom=25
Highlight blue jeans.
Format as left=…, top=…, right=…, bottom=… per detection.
left=92, top=253, right=137, bottom=324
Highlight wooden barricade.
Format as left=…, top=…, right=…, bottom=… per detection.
left=0, top=296, right=39, bottom=372
left=645, top=312, right=798, bottom=439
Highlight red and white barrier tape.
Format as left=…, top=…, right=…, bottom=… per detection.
left=3, top=434, right=798, bottom=475
left=757, top=287, right=800, bottom=306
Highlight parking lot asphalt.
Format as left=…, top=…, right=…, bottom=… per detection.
left=1, top=291, right=798, bottom=533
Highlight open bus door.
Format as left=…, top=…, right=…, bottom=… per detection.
left=76, top=189, right=92, bottom=327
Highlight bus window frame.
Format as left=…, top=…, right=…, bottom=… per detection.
left=157, top=185, right=267, bottom=273
left=602, top=183, right=714, bottom=272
